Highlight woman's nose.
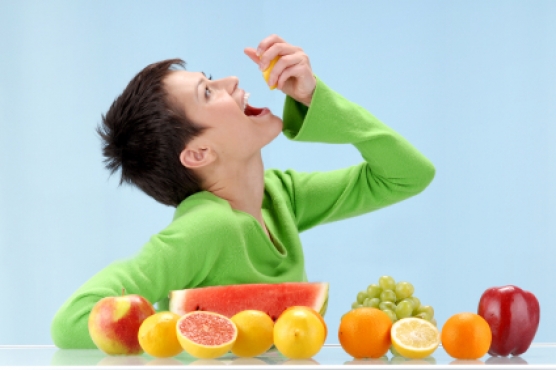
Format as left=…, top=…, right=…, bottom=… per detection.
left=226, top=76, right=239, bottom=94
left=213, top=76, right=238, bottom=94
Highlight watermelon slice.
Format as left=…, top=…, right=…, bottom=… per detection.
left=169, top=282, right=329, bottom=321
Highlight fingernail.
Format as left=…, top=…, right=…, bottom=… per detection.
left=256, top=48, right=262, bottom=57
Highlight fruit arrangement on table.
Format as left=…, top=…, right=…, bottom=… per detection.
left=87, top=277, right=540, bottom=361
left=88, top=282, right=328, bottom=359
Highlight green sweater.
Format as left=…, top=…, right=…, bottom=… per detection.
left=50, top=78, right=435, bottom=349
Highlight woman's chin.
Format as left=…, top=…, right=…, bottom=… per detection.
left=269, top=116, right=284, bottom=136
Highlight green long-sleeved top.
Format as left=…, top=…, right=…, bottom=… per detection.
left=51, top=78, right=435, bottom=348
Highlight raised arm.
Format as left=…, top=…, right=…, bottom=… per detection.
left=276, top=79, right=435, bottom=232
left=247, top=35, right=434, bottom=232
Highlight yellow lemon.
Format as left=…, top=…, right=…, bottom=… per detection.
left=391, top=317, right=440, bottom=359
left=176, top=311, right=237, bottom=359
left=283, top=306, right=327, bottom=341
left=137, top=311, right=182, bottom=358
left=230, top=310, right=274, bottom=357
left=273, top=307, right=325, bottom=359
left=262, top=56, right=280, bottom=90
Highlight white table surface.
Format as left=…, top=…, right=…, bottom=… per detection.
left=1, top=343, right=555, bottom=369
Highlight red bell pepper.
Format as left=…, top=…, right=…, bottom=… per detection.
left=478, top=285, right=540, bottom=357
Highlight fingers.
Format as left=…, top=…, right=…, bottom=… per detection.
left=246, top=34, right=314, bottom=94
left=275, top=63, right=304, bottom=90
left=245, top=38, right=297, bottom=72
left=254, top=34, right=303, bottom=70
left=256, top=34, right=286, bottom=56
left=267, top=52, right=304, bottom=87
left=243, top=47, right=260, bottom=65
left=259, top=43, right=302, bottom=71
left=276, top=63, right=314, bottom=93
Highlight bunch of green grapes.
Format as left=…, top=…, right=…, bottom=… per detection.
left=351, top=275, right=436, bottom=326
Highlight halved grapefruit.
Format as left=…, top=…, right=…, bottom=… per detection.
left=176, top=311, right=237, bottom=359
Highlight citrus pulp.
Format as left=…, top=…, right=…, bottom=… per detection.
left=176, top=311, right=237, bottom=359
left=391, top=317, right=440, bottom=359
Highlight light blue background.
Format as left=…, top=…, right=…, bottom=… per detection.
left=1, top=0, right=555, bottom=345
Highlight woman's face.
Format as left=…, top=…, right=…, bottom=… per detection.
left=164, top=70, right=283, bottom=164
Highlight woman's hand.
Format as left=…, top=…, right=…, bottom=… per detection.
left=245, top=35, right=316, bottom=106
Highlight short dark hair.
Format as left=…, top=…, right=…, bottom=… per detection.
left=97, top=58, right=205, bottom=207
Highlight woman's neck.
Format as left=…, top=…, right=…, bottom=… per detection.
left=201, top=154, right=269, bottom=235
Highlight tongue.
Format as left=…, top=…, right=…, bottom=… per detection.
left=244, top=104, right=264, bottom=117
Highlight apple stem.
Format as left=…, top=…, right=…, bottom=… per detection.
left=122, top=287, right=125, bottom=296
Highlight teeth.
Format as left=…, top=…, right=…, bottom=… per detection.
left=243, top=92, right=250, bottom=111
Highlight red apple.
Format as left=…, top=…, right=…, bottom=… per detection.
left=88, top=292, right=155, bottom=355
left=478, top=285, right=540, bottom=357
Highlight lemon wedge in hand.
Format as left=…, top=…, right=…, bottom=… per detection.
left=262, top=56, right=280, bottom=90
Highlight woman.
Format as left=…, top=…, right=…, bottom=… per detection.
left=51, top=35, right=435, bottom=348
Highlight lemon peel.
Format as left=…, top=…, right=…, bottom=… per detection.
left=262, top=56, right=280, bottom=90
left=138, top=311, right=182, bottom=358
left=230, top=310, right=274, bottom=357
left=273, top=307, right=325, bottom=359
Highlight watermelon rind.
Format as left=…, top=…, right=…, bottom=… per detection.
left=319, top=293, right=329, bottom=317
left=169, top=282, right=329, bottom=321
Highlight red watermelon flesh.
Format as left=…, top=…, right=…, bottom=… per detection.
left=169, top=282, right=328, bottom=321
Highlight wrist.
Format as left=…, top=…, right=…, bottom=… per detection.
left=298, top=92, right=313, bottom=107
left=298, top=77, right=317, bottom=106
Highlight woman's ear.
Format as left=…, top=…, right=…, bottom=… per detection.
left=179, top=144, right=215, bottom=169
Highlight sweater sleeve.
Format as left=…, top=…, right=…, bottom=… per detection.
left=50, top=200, right=227, bottom=349
left=280, top=78, right=435, bottom=232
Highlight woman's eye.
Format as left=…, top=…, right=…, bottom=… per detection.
left=203, top=73, right=212, bottom=99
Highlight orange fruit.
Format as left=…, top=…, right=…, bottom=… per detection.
left=441, top=312, right=492, bottom=359
left=137, top=311, right=182, bottom=358
left=338, top=307, right=392, bottom=358
left=273, top=306, right=326, bottom=359
left=230, top=310, right=274, bottom=357
left=176, top=311, right=237, bottom=359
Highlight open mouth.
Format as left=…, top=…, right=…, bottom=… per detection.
left=242, top=92, right=267, bottom=117
left=244, top=104, right=265, bottom=116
